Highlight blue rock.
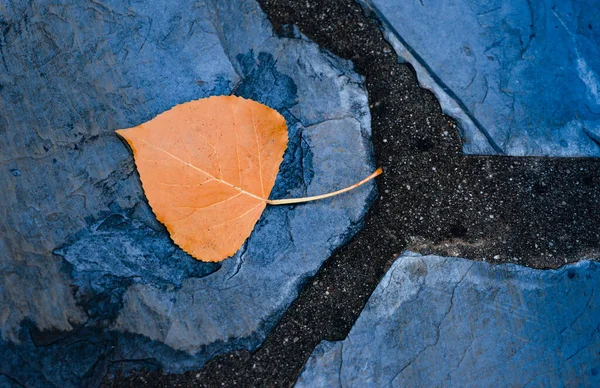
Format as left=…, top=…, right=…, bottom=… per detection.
left=297, top=253, right=600, bottom=387
left=54, top=215, right=221, bottom=290
left=0, top=0, right=376, bottom=386
left=359, top=0, right=600, bottom=156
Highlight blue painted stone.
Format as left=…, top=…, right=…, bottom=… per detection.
left=0, top=0, right=376, bottom=386
left=297, top=253, right=600, bottom=387
left=359, top=0, right=600, bottom=156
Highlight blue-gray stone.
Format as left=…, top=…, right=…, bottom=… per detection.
left=0, top=0, right=376, bottom=386
left=359, top=0, right=600, bottom=156
left=297, top=253, right=600, bottom=387
left=54, top=216, right=221, bottom=290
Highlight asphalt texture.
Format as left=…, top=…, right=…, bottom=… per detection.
left=105, top=0, right=600, bottom=386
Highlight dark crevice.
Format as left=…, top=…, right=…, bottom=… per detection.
left=356, top=0, right=505, bottom=154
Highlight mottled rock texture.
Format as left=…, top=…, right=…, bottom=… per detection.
left=359, top=0, right=600, bottom=156
left=0, top=0, right=376, bottom=386
left=297, top=253, right=600, bottom=387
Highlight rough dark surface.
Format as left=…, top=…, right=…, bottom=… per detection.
left=105, top=0, right=600, bottom=386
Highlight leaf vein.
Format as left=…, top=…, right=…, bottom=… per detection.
left=205, top=202, right=263, bottom=231
left=138, top=139, right=267, bottom=203
left=156, top=179, right=215, bottom=188
left=171, top=192, right=243, bottom=211
left=230, top=103, right=242, bottom=186
left=169, top=193, right=244, bottom=224
left=250, top=104, right=266, bottom=197
left=195, top=132, right=223, bottom=179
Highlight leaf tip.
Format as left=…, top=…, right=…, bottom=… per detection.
left=115, top=127, right=139, bottom=154
left=115, top=128, right=129, bottom=139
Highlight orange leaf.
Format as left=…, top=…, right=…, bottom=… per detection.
left=117, top=96, right=381, bottom=262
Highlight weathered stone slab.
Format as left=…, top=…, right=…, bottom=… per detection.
left=359, top=0, right=600, bottom=156
left=297, top=253, right=600, bottom=387
left=0, top=0, right=376, bottom=386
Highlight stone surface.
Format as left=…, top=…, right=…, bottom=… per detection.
left=359, top=0, right=600, bottom=156
left=0, top=0, right=376, bottom=386
left=297, top=252, right=600, bottom=387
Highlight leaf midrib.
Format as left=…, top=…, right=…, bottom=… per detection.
left=140, top=139, right=268, bottom=203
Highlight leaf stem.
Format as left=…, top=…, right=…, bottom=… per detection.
left=267, top=167, right=383, bottom=205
